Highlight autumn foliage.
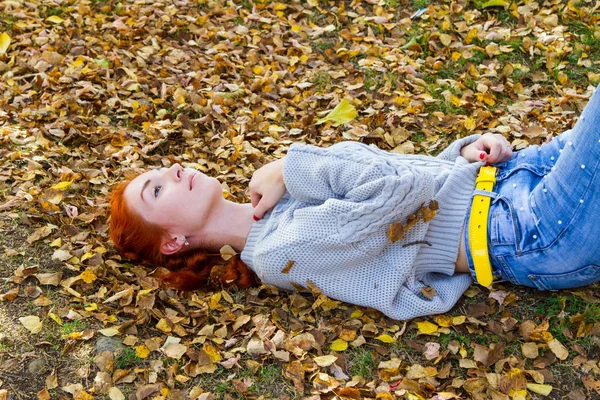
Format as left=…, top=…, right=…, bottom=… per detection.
left=0, top=0, right=599, bottom=398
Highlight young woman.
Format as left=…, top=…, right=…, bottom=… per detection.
left=110, top=87, right=600, bottom=320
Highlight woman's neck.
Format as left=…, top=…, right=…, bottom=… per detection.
left=193, top=200, right=255, bottom=253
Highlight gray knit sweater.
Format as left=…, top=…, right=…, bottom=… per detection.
left=241, top=135, right=483, bottom=320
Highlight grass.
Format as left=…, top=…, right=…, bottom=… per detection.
left=311, top=71, right=331, bottom=93
left=61, top=319, right=87, bottom=336
left=114, top=347, right=142, bottom=369
left=412, top=0, right=429, bottom=10
left=347, top=347, right=376, bottom=379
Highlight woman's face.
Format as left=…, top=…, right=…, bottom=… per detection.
left=124, top=164, right=223, bottom=233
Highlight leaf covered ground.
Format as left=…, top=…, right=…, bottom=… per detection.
left=1, top=0, right=600, bottom=399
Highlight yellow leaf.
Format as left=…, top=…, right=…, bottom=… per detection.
left=203, top=343, right=222, bottom=363
left=464, top=116, right=476, bottom=131
left=451, top=51, right=462, bottom=61
left=99, top=327, right=120, bottom=337
left=80, top=252, right=94, bottom=262
left=48, top=312, right=63, bottom=325
left=330, top=339, right=348, bottom=351
left=71, top=58, right=85, bottom=68
left=316, top=98, right=358, bottom=126
left=375, top=334, right=395, bottom=343
left=80, top=270, right=97, bottom=284
left=46, top=15, right=64, bottom=24
left=156, top=318, right=172, bottom=333
left=452, top=315, right=466, bottom=325
left=136, top=344, right=150, bottom=358
left=435, top=315, right=453, bottom=327
left=350, top=309, right=364, bottom=319
left=291, top=24, right=302, bottom=33
left=557, top=71, right=568, bottom=85
left=208, top=292, right=222, bottom=309
left=0, top=32, right=11, bottom=55
left=527, top=383, right=553, bottom=396
left=416, top=321, right=439, bottom=335
left=19, top=316, right=43, bottom=334
left=84, top=303, right=97, bottom=312
left=75, top=390, right=93, bottom=400
left=51, top=180, right=73, bottom=190
left=481, top=0, right=508, bottom=8
left=465, top=28, right=479, bottom=45
left=253, top=65, right=264, bottom=75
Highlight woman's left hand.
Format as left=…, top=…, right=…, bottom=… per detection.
left=461, top=133, right=513, bottom=164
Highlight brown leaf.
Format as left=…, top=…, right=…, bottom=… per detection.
left=281, top=260, right=295, bottom=274
left=387, top=221, right=405, bottom=242
left=419, top=286, right=438, bottom=300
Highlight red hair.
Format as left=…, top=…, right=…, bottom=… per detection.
left=109, top=180, right=257, bottom=291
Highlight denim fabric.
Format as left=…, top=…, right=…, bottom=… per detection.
left=465, top=86, right=600, bottom=290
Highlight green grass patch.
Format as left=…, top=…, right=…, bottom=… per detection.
left=412, top=0, right=429, bottom=10
left=115, top=347, right=142, bottom=369
left=61, top=319, right=86, bottom=336
left=312, top=39, right=336, bottom=54
left=311, top=71, right=331, bottom=92
left=348, top=347, right=376, bottom=379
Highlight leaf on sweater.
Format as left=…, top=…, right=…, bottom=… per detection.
left=420, top=286, right=438, bottom=300
left=387, top=221, right=405, bottom=242
left=387, top=200, right=438, bottom=243
left=422, top=200, right=439, bottom=222
left=281, top=260, right=295, bottom=274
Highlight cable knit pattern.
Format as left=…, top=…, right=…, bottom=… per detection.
left=242, top=135, right=483, bottom=320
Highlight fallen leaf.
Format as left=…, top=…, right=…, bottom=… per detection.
left=330, top=339, right=348, bottom=352
left=417, top=321, right=439, bottom=335
left=316, top=98, right=358, bottom=126
left=0, top=32, right=10, bottom=54
left=313, top=355, right=337, bottom=367
left=19, top=315, right=43, bottom=334
left=375, top=334, right=395, bottom=343
left=527, top=383, right=553, bottom=396
left=548, top=338, right=569, bottom=360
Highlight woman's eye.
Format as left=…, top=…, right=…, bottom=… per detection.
left=153, top=185, right=162, bottom=197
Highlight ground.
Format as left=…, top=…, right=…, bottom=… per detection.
left=0, top=0, right=600, bottom=399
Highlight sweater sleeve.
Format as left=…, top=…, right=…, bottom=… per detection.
left=283, top=142, right=435, bottom=243
left=435, top=134, right=481, bottom=162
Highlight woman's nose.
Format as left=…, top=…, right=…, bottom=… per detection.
left=167, top=164, right=182, bottom=181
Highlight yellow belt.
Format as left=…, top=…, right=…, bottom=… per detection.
left=468, top=166, right=497, bottom=287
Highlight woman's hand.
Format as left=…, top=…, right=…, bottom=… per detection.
left=460, top=133, right=513, bottom=164
left=248, top=157, right=287, bottom=219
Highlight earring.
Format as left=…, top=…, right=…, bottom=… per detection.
left=183, top=237, right=189, bottom=246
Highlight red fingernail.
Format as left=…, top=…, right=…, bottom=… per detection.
left=479, top=152, right=486, bottom=160
left=253, top=215, right=260, bottom=221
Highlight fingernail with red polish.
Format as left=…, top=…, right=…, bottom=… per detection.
left=253, top=215, right=260, bottom=221
left=479, top=152, right=486, bottom=160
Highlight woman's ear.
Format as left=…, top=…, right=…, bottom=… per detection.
left=160, top=236, right=184, bottom=255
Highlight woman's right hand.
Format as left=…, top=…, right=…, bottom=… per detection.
left=248, top=157, right=287, bottom=219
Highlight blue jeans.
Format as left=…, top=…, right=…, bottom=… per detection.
left=465, top=86, right=600, bottom=290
